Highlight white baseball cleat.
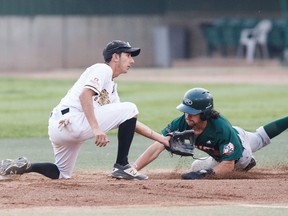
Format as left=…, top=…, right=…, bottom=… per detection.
left=0, top=157, right=31, bottom=176
left=111, top=163, right=148, bottom=180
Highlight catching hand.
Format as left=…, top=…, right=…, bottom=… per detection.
left=165, top=129, right=195, bottom=157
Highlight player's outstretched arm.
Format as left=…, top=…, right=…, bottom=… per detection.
left=135, top=121, right=169, bottom=146
left=133, top=141, right=165, bottom=171
left=212, top=160, right=235, bottom=175
left=182, top=160, right=235, bottom=180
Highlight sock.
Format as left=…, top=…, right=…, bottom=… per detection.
left=116, top=117, right=137, bottom=166
left=263, top=116, right=288, bottom=139
left=28, top=163, right=60, bottom=179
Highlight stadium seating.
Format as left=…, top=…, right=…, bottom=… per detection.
left=201, top=18, right=285, bottom=61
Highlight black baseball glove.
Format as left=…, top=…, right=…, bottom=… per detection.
left=165, top=129, right=195, bottom=157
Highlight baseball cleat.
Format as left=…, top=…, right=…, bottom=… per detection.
left=111, top=163, right=148, bottom=180
left=0, top=157, right=31, bottom=176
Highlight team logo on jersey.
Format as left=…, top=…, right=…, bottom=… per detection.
left=93, top=77, right=99, bottom=82
left=87, top=78, right=101, bottom=92
left=97, top=89, right=110, bottom=106
left=223, top=143, right=234, bottom=155
left=89, top=77, right=100, bottom=86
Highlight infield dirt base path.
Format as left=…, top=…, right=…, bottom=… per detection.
left=0, top=168, right=288, bottom=209
left=1, top=61, right=288, bottom=85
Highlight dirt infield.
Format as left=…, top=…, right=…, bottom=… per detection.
left=1, top=60, right=288, bottom=84
left=1, top=167, right=288, bottom=209
left=0, top=62, right=288, bottom=210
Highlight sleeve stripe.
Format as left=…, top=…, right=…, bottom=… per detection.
left=84, top=85, right=100, bottom=95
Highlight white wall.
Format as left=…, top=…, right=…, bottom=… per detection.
left=0, top=15, right=162, bottom=71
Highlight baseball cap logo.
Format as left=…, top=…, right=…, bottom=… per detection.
left=184, top=98, right=193, bottom=105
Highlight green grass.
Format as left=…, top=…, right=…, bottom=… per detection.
left=1, top=132, right=287, bottom=171
left=0, top=78, right=287, bottom=170
left=1, top=78, right=287, bottom=138
left=1, top=205, right=288, bottom=216
left=0, top=78, right=73, bottom=138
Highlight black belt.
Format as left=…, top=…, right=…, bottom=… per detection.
left=61, top=108, right=70, bottom=115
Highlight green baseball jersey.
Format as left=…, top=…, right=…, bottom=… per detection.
left=162, top=114, right=243, bottom=162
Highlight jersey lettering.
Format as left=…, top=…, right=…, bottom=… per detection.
left=197, top=145, right=220, bottom=160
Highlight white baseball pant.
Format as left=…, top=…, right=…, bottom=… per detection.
left=48, top=102, right=139, bottom=179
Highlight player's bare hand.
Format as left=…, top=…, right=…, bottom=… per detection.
left=93, top=129, right=110, bottom=147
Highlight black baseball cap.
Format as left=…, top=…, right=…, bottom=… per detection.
left=103, top=40, right=141, bottom=61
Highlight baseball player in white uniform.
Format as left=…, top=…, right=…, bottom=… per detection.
left=0, top=40, right=168, bottom=180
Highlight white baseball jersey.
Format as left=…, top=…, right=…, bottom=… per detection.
left=48, top=63, right=139, bottom=179
left=59, top=63, right=120, bottom=110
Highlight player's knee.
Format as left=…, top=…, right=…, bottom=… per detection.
left=191, top=157, right=218, bottom=172
left=124, top=102, right=139, bottom=116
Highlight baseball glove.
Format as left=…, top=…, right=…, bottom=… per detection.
left=165, top=129, right=195, bottom=157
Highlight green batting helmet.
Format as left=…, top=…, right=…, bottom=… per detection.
left=176, top=88, right=213, bottom=120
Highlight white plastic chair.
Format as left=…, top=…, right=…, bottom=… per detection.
left=238, top=19, right=272, bottom=62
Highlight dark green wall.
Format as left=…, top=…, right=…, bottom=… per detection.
left=0, top=0, right=283, bottom=16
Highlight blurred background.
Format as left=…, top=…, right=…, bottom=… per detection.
left=0, top=0, right=287, bottom=70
